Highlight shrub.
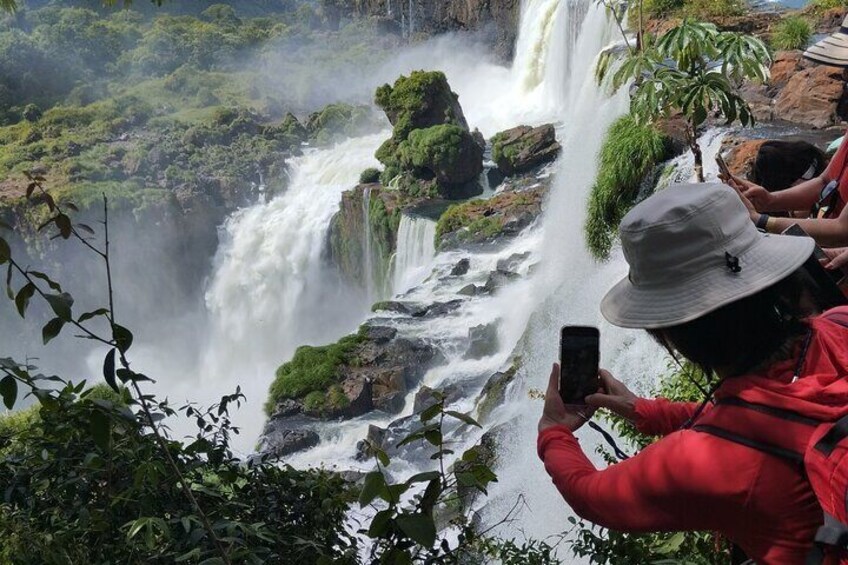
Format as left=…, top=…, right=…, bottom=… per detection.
left=585, top=114, right=669, bottom=260
left=397, top=124, right=465, bottom=173
left=265, top=331, right=365, bottom=413
left=772, top=16, right=812, bottom=51
left=359, top=167, right=381, bottom=184
left=638, top=0, right=744, bottom=21
left=806, top=0, right=848, bottom=15
left=21, top=104, right=42, bottom=122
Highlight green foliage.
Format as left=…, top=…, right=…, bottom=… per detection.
left=397, top=124, right=464, bottom=174
left=21, top=104, right=42, bottom=123
left=771, top=16, right=812, bottom=51
left=266, top=331, right=366, bottom=413
left=360, top=167, right=381, bottom=184
left=599, top=18, right=769, bottom=182
left=805, top=0, right=848, bottom=15
left=638, top=0, right=744, bottom=20
left=585, top=115, right=669, bottom=259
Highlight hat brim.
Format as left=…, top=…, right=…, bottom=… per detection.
left=600, top=233, right=815, bottom=329
left=804, top=34, right=848, bottom=67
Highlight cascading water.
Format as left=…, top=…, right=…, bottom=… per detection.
left=392, top=213, right=437, bottom=295
left=191, top=133, right=386, bottom=447
left=362, top=186, right=377, bottom=303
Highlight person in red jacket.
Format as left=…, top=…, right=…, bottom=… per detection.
left=537, top=182, right=848, bottom=564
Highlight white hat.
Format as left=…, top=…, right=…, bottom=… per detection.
left=600, top=183, right=815, bottom=329
left=804, top=15, right=848, bottom=68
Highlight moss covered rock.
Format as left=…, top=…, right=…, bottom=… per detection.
left=373, top=71, right=483, bottom=199
left=305, top=102, right=374, bottom=142
left=397, top=124, right=484, bottom=188
left=491, top=123, right=561, bottom=176
left=436, top=185, right=545, bottom=250
left=375, top=70, right=469, bottom=140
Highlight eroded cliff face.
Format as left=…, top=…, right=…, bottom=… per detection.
left=344, top=0, right=520, bottom=60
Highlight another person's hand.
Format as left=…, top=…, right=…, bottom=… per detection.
left=538, top=363, right=595, bottom=433
left=585, top=370, right=637, bottom=422
left=727, top=180, right=760, bottom=222
left=720, top=173, right=772, bottom=212
left=821, top=247, right=848, bottom=272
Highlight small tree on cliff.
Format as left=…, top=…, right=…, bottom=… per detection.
left=597, top=18, right=770, bottom=182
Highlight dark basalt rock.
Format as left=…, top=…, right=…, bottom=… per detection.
left=257, top=422, right=319, bottom=459
left=450, top=258, right=471, bottom=276
left=457, top=283, right=480, bottom=297
left=483, top=269, right=520, bottom=294
left=491, top=124, right=561, bottom=176
left=496, top=251, right=531, bottom=273
left=465, top=322, right=500, bottom=360
left=362, top=324, right=398, bottom=343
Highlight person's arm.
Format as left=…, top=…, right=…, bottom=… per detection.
left=755, top=208, right=848, bottom=248
left=537, top=427, right=730, bottom=532
left=632, top=397, right=699, bottom=436
left=724, top=174, right=827, bottom=214
left=583, top=372, right=698, bottom=436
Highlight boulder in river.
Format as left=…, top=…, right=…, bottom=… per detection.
left=491, top=124, right=561, bottom=176
left=465, top=322, right=500, bottom=360
left=450, top=258, right=471, bottom=276
left=375, top=70, right=469, bottom=137
left=257, top=421, right=320, bottom=459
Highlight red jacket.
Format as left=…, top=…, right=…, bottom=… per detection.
left=538, top=310, right=848, bottom=564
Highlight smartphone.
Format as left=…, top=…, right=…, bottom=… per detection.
left=559, top=326, right=601, bottom=405
left=716, top=154, right=732, bottom=179
left=782, top=224, right=847, bottom=308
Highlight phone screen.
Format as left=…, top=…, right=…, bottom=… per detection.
left=559, top=326, right=600, bottom=405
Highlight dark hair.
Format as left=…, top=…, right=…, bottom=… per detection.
left=750, top=140, right=827, bottom=193
left=647, top=268, right=819, bottom=378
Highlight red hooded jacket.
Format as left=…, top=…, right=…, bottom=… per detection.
left=538, top=308, right=848, bottom=564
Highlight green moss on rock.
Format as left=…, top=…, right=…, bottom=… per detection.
left=265, top=331, right=366, bottom=415
left=375, top=70, right=468, bottom=141
left=359, top=167, right=381, bottom=184
left=584, top=115, right=670, bottom=260
left=396, top=124, right=483, bottom=188
left=436, top=188, right=543, bottom=248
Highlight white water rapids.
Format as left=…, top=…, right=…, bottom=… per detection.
left=119, top=0, right=728, bottom=554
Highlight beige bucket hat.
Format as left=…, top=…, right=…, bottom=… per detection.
left=804, top=15, right=848, bottom=67
left=600, top=183, right=815, bottom=329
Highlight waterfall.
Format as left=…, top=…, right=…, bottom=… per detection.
left=408, top=0, right=414, bottom=37
left=392, top=213, right=436, bottom=294
left=188, top=133, right=385, bottom=446
left=362, top=186, right=376, bottom=303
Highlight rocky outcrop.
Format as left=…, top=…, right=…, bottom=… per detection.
left=476, top=363, right=518, bottom=423
left=327, top=184, right=403, bottom=291
left=491, top=124, right=561, bottom=176
left=344, top=0, right=521, bottom=60
left=260, top=324, right=444, bottom=458
left=256, top=424, right=319, bottom=459
left=740, top=50, right=848, bottom=129
left=436, top=183, right=546, bottom=250
left=375, top=71, right=469, bottom=135
left=375, top=71, right=484, bottom=200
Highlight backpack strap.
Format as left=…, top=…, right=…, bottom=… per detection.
left=806, top=513, right=848, bottom=565
left=692, top=397, right=819, bottom=464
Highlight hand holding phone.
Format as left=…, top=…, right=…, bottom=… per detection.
left=716, top=154, right=732, bottom=180
left=559, top=326, right=601, bottom=405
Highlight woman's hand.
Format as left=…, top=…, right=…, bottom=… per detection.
left=821, top=247, right=848, bottom=272
left=585, top=370, right=638, bottom=422
left=538, top=363, right=595, bottom=433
